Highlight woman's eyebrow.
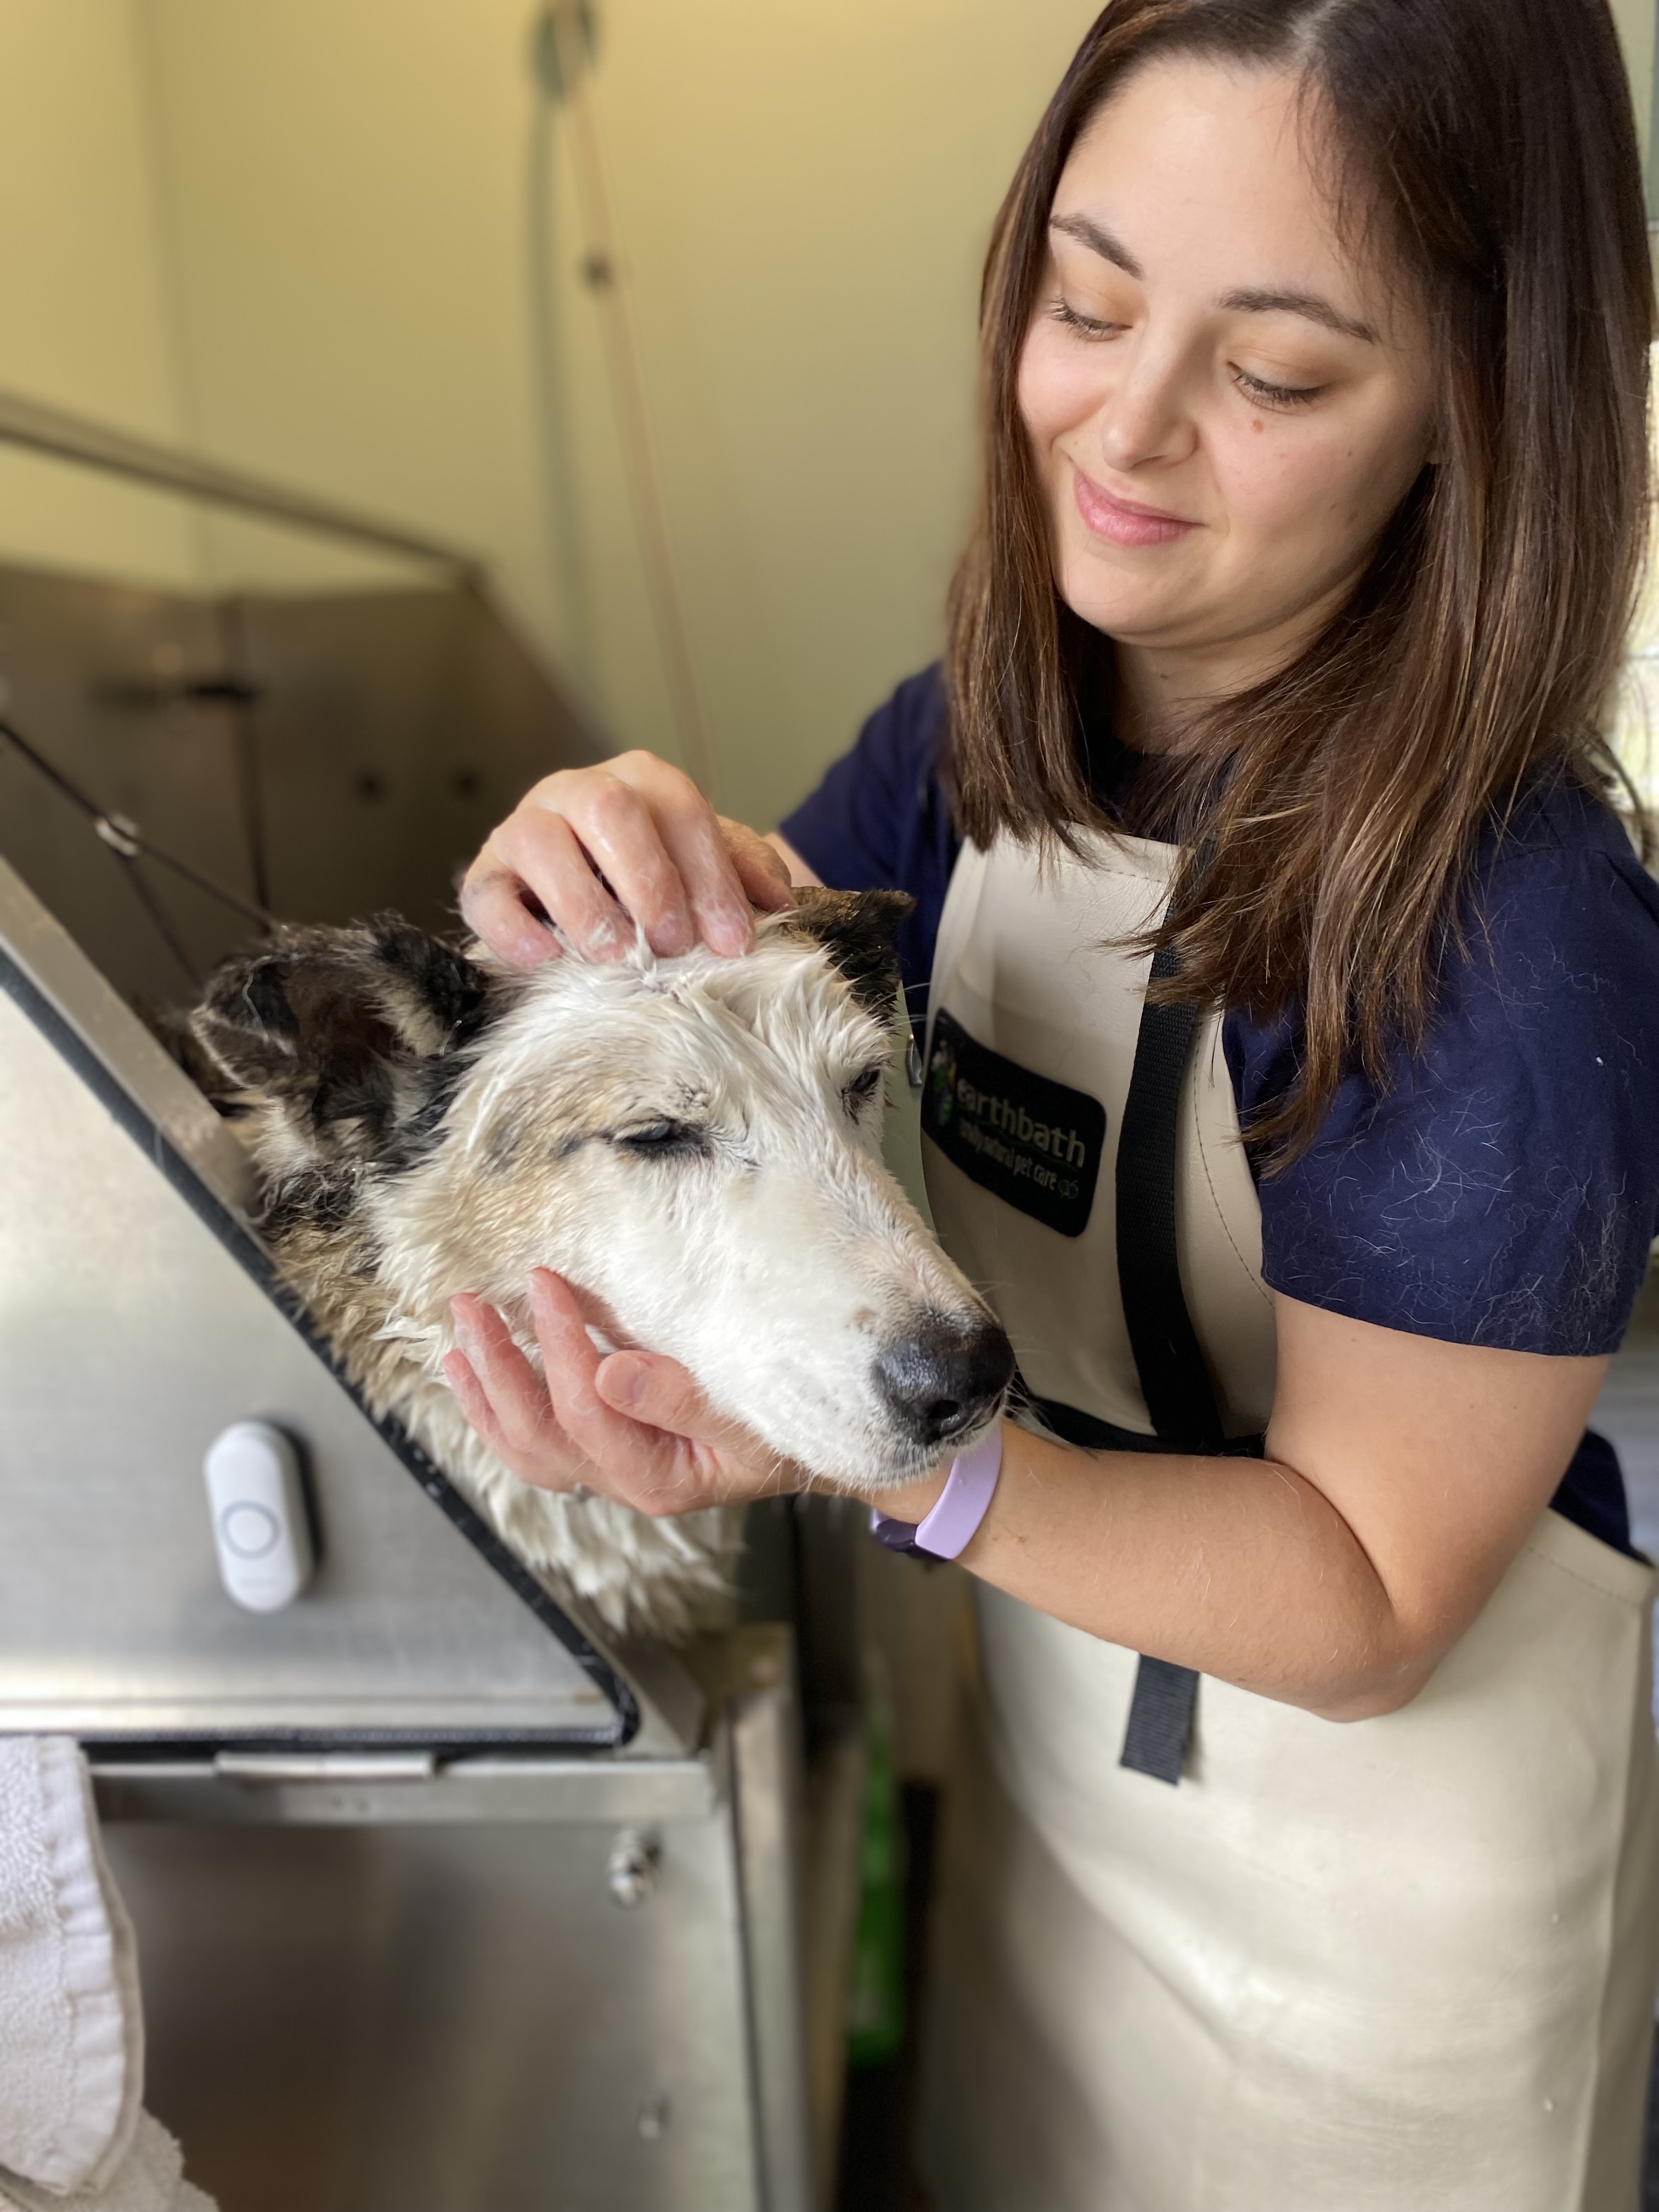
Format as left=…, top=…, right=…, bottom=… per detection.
left=1218, top=286, right=1378, bottom=344
left=1048, top=216, right=1377, bottom=345
left=1050, top=213, right=1143, bottom=278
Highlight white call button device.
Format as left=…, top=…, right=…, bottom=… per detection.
left=204, top=1421, right=314, bottom=1612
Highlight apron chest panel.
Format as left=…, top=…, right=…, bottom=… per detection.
left=926, top=833, right=1273, bottom=1440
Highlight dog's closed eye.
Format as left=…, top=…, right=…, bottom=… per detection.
left=612, top=1119, right=710, bottom=1159
left=843, top=1065, right=885, bottom=1115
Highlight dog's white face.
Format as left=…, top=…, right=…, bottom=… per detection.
left=195, top=896, right=1012, bottom=1497
left=378, top=922, right=1009, bottom=1487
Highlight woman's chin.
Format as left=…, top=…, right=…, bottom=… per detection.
left=1055, top=546, right=1212, bottom=644
left=1059, top=583, right=1209, bottom=654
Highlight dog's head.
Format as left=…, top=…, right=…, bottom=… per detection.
left=194, top=894, right=1012, bottom=1492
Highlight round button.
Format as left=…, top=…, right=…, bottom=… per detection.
left=221, top=1502, right=280, bottom=1560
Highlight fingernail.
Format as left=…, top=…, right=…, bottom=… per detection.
left=448, top=1296, right=478, bottom=1350
left=603, top=1354, right=648, bottom=1410
left=656, top=911, right=693, bottom=956
left=709, top=906, right=751, bottom=955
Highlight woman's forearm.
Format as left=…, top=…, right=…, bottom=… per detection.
left=887, top=1425, right=1424, bottom=1719
left=873, top=1301, right=1607, bottom=1720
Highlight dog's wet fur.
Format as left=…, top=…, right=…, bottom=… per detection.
left=190, top=891, right=1013, bottom=1639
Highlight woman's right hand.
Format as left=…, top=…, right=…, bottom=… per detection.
left=445, top=1273, right=804, bottom=1513
left=459, top=750, right=795, bottom=969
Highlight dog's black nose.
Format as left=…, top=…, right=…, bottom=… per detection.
left=875, top=1311, right=1015, bottom=1451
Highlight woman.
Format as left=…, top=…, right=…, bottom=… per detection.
left=449, top=0, right=1659, bottom=2201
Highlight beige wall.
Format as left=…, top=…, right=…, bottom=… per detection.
left=0, top=2, right=199, bottom=586
left=1612, top=0, right=1656, bottom=174
left=138, top=0, right=1101, bottom=827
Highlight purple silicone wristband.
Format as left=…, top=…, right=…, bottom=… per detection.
left=870, top=1425, right=1004, bottom=1561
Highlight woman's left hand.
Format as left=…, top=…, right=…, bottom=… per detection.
left=444, top=1268, right=802, bottom=1515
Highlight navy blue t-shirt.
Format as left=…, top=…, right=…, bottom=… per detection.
left=781, top=664, right=1659, bottom=1554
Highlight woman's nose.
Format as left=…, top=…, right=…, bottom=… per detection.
left=1096, top=338, right=1198, bottom=475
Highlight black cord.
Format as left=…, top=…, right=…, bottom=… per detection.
left=115, top=847, right=202, bottom=988
left=126, top=820, right=277, bottom=929
left=0, top=713, right=281, bottom=936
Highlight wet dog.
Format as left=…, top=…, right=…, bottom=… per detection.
left=189, top=892, right=1013, bottom=1639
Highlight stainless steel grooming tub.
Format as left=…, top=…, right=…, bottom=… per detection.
left=0, top=853, right=862, bottom=2211
left=0, top=492, right=864, bottom=2205
left=0, top=858, right=858, bottom=2212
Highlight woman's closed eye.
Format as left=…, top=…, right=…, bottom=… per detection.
left=1049, top=293, right=1327, bottom=411
left=1231, top=363, right=1325, bottom=409
left=1049, top=295, right=1124, bottom=342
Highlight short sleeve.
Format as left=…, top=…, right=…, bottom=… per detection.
left=778, top=665, right=958, bottom=1009
left=1227, top=787, right=1659, bottom=1356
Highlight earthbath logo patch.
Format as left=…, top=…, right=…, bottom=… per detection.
left=921, top=1007, right=1104, bottom=1238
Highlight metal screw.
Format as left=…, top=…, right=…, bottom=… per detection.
left=606, top=1827, right=659, bottom=1908
left=637, top=2095, right=671, bottom=2142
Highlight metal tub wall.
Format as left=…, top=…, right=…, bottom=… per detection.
left=106, top=1800, right=754, bottom=2211
left=0, top=859, right=635, bottom=1749
left=0, top=561, right=596, bottom=1012
left=95, top=1703, right=804, bottom=2212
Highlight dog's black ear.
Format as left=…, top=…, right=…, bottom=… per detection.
left=788, top=887, right=916, bottom=1017
left=191, top=917, right=497, bottom=1158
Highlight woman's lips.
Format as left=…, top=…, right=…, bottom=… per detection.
left=1071, top=465, right=1198, bottom=548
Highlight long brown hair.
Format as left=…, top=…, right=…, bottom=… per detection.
left=945, top=0, right=1653, bottom=1159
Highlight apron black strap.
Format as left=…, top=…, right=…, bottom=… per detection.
left=1111, top=930, right=1234, bottom=1785
left=1115, top=944, right=1226, bottom=1455
left=1017, top=1383, right=1263, bottom=1785
left=1119, top=1658, right=1201, bottom=1786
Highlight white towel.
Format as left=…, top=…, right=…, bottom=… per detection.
left=0, top=2115, right=212, bottom=2212
left=0, top=1739, right=214, bottom=2211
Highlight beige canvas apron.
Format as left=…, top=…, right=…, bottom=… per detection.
left=917, top=828, right=1659, bottom=2212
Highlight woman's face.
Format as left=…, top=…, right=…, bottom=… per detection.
left=1018, top=58, right=1438, bottom=689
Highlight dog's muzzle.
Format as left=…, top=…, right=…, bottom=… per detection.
left=873, top=1309, right=1015, bottom=1453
